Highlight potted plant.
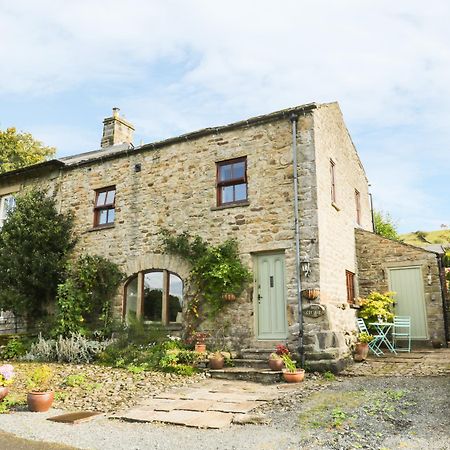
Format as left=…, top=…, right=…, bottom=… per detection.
left=192, top=331, right=209, bottom=353
left=208, top=351, right=225, bottom=370
left=0, top=364, right=15, bottom=401
left=26, top=365, right=54, bottom=412
left=354, top=332, right=373, bottom=362
left=268, top=344, right=289, bottom=371
left=281, top=353, right=305, bottom=383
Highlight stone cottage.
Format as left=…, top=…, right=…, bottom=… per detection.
left=0, top=102, right=447, bottom=370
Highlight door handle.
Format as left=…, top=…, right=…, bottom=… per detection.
left=257, top=294, right=262, bottom=303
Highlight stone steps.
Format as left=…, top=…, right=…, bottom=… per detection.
left=207, top=367, right=283, bottom=384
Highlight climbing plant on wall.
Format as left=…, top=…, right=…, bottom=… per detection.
left=160, top=229, right=252, bottom=335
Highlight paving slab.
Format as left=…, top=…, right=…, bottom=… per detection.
left=209, top=401, right=260, bottom=413
left=117, top=408, right=161, bottom=423
left=151, top=410, right=233, bottom=428
left=137, top=398, right=183, bottom=411
left=175, top=399, right=215, bottom=412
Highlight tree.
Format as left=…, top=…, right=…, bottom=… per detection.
left=373, top=210, right=400, bottom=241
left=0, top=189, right=75, bottom=317
left=0, top=127, right=55, bottom=174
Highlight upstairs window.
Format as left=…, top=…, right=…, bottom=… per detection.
left=216, top=157, right=247, bottom=206
left=94, top=186, right=115, bottom=227
left=355, top=189, right=361, bottom=225
left=0, top=195, right=16, bottom=229
left=330, top=159, right=337, bottom=204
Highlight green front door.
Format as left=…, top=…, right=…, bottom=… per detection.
left=255, top=253, right=287, bottom=340
left=388, top=266, right=428, bottom=339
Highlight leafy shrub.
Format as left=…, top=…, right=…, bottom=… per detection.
left=0, top=336, right=31, bottom=359
left=27, top=365, right=53, bottom=392
left=64, top=374, right=86, bottom=387
left=53, top=255, right=124, bottom=337
left=23, top=333, right=111, bottom=364
left=358, top=291, right=395, bottom=331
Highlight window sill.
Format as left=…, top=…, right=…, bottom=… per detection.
left=211, top=201, right=250, bottom=211
left=88, top=224, right=115, bottom=232
left=331, top=202, right=341, bottom=211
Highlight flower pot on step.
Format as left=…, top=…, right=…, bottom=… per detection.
left=268, top=358, right=284, bottom=371
left=282, top=369, right=305, bottom=383
left=209, top=354, right=225, bottom=370
left=354, top=342, right=369, bottom=362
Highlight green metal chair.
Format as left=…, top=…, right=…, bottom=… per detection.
left=356, top=318, right=383, bottom=356
left=392, top=316, right=411, bottom=352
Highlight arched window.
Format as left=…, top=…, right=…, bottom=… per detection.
left=124, top=270, right=183, bottom=325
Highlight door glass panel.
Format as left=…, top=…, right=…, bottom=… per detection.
left=169, top=274, right=183, bottom=323
left=125, top=277, right=138, bottom=320
left=143, top=272, right=163, bottom=322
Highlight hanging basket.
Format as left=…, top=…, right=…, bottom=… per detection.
left=302, top=289, right=320, bottom=300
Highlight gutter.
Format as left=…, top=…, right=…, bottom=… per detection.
left=290, top=113, right=305, bottom=368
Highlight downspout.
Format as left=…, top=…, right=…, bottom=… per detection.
left=437, top=254, right=449, bottom=347
left=369, top=192, right=375, bottom=232
left=290, top=114, right=305, bottom=368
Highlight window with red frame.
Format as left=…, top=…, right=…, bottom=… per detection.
left=94, top=186, right=116, bottom=227
left=346, top=270, right=355, bottom=305
left=216, top=157, right=247, bottom=206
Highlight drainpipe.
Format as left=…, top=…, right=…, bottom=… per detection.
left=290, top=114, right=305, bottom=368
left=369, top=192, right=375, bottom=232
left=437, top=254, right=449, bottom=347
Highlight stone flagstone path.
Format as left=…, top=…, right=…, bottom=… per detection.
left=113, top=378, right=281, bottom=429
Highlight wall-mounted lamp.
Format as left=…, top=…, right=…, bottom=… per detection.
left=427, top=265, right=432, bottom=285
left=300, top=259, right=311, bottom=277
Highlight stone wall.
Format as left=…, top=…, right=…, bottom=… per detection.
left=355, top=229, right=446, bottom=345
left=301, top=104, right=373, bottom=371
left=0, top=103, right=378, bottom=368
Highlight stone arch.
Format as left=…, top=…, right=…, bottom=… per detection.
left=122, top=253, right=191, bottom=324
left=124, top=253, right=191, bottom=281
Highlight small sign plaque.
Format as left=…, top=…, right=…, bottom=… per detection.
left=303, top=304, right=326, bottom=318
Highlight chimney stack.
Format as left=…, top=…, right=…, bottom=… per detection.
left=101, top=107, right=135, bottom=148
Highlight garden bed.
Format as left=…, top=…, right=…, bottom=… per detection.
left=1, top=362, right=205, bottom=413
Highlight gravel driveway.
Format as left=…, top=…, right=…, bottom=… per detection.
left=0, top=375, right=448, bottom=450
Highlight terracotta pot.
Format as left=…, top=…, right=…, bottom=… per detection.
left=268, top=358, right=284, bottom=371
left=354, top=342, right=369, bottom=362
left=222, top=293, right=236, bottom=302
left=27, top=391, right=54, bottom=412
left=209, top=355, right=225, bottom=370
left=0, top=387, right=9, bottom=402
left=302, top=289, right=320, bottom=300
left=282, top=369, right=305, bottom=383
left=195, top=343, right=206, bottom=353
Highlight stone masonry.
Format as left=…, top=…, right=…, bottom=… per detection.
left=2, top=102, right=443, bottom=370
left=355, top=229, right=447, bottom=345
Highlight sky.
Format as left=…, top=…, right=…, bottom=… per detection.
left=0, top=0, right=449, bottom=233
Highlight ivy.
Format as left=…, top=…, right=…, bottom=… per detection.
left=160, top=230, right=252, bottom=331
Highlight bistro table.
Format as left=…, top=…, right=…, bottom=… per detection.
left=369, top=322, right=397, bottom=355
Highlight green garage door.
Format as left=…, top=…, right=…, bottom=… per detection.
left=389, top=267, right=428, bottom=339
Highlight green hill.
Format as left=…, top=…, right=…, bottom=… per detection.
left=399, top=229, right=450, bottom=248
